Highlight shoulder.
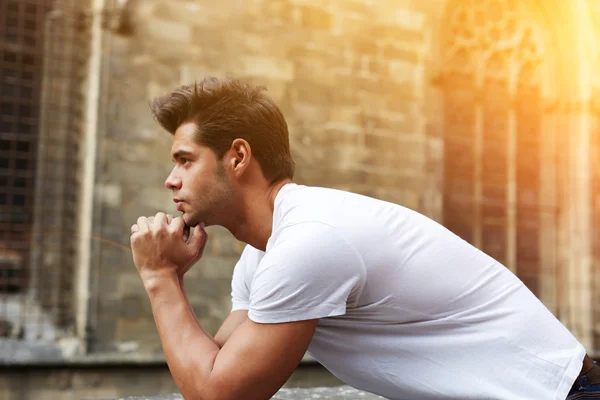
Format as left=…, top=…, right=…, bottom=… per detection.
left=273, top=184, right=346, bottom=223
left=250, top=222, right=367, bottom=323
left=262, top=221, right=366, bottom=280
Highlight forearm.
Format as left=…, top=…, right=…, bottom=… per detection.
left=145, top=273, right=220, bottom=398
left=178, top=275, right=220, bottom=348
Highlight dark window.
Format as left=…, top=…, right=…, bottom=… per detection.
left=0, top=0, right=52, bottom=297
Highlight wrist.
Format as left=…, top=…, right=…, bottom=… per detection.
left=141, top=269, right=179, bottom=292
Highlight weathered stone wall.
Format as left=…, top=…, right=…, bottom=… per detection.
left=90, top=0, right=436, bottom=355
left=86, top=0, right=600, bottom=371
left=4, top=0, right=600, bottom=399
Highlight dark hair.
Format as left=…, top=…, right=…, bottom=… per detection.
left=150, top=77, right=295, bottom=183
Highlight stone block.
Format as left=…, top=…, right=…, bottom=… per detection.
left=119, top=294, right=147, bottom=321
left=364, top=131, right=405, bottom=151
left=180, top=64, right=226, bottom=86
left=151, top=2, right=209, bottom=27
left=186, top=278, right=230, bottom=300
left=242, top=56, right=295, bottom=82
left=394, top=8, right=426, bottom=31
left=115, top=315, right=160, bottom=348
left=195, top=255, right=239, bottom=280
left=370, top=23, right=424, bottom=44
left=335, top=0, right=373, bottom=18
left=259, top=0, right=299, bottom=27
left=351, top=38, right=380, bottom=57
left=205, top=226, right=245, bottom=258
left=142, top=17, right=192, bottom=44
left=388, top=60, right=421, bottom=85
left=298, top=6, right=333, bottom=30
left=129, top=186, right=172, bottom=214
left=381, top=43, right=421, bottom=63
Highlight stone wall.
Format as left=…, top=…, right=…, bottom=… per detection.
left=4, top=0, right=600, bottom=399
left=89, top=0, right=437, bottom=354
left=86, top=0, right=600, bottom=370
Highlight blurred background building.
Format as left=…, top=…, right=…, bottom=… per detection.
left=1, top=0, right=599, bottom=398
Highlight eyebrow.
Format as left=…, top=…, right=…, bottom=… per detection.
left=171, top=149, right=195, bottom=161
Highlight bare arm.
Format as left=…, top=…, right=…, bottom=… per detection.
left=131, top=214, right=316, bottom=399
left=145, top=273, right=317, bottom=400
left=214, top=310, right=248, bottom=348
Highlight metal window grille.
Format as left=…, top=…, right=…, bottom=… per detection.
left=0, top=0, right=89, bottom=346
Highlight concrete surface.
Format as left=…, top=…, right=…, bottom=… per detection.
left=94, top=386, right=385, bottom=399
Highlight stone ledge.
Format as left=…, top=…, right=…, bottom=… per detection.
left=0, top=338, right=319, bottom=366
left=92, top=386, right=385, bottom=399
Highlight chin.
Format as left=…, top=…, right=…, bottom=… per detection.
left=182, top=213, right=202, bottom=227
left=182, top=216, right=194, bottom=227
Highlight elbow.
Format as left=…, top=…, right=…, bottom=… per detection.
left=181, top=386, right=228, bottom=400
left=178, top=371, right=231, bottom=400
left=191, top=385, right=273, bottom=400
left=178, top=385, right=214, bottom=400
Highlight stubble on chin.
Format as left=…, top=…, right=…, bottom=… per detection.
left=181, top=213, right=197, bottom=228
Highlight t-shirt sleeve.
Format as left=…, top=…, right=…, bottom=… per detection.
left=230, top=245, right=258, bottom=311
left=248, top=222, right=366, bottom=324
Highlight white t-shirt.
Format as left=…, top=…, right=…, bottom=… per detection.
left=230, top=184, right=585, bottom=400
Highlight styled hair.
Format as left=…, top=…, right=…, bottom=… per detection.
left=150, top=77, right=295, bottom=183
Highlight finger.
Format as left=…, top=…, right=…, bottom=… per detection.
left=187, top=225, right=208, bottom=252
left=169, top=217, right=191, bottom=242
left=166, top=214, right=173, bottom=224
left=155, top=212, right=167, bottom=227
left=136, top=216, right=149, bottom=232
left=130, top=224, right=139, bottom=234
left=169, top=216, right=185, bottom=235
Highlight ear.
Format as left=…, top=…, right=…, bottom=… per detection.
left=228, top=138, right=252, bottom=176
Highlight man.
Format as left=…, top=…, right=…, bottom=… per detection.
left=130, top=77, right=599, bottom=400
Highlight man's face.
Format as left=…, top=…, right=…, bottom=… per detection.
left=164, top=122, right=233, bottom=227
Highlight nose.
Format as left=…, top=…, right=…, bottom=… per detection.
left=164, top=169, right=182, bottom=190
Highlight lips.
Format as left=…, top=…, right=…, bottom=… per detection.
left=173, top=198, right=184, bottom=211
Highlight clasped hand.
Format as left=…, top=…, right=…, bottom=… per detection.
left=130, top=212, right=207, bottom=284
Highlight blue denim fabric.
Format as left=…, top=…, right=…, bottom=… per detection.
left=567, top=361, right=600, bottom=399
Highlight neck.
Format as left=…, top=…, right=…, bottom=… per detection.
left=226, top=178, right=291, bottom=251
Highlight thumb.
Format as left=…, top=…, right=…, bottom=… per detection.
left=187, top=223, right=207, bottom=253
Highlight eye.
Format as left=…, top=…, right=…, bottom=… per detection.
left=181, top=158, right=189, bottom=164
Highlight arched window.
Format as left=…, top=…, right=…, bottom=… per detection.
left=442, top=0, right=545, bottom=296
